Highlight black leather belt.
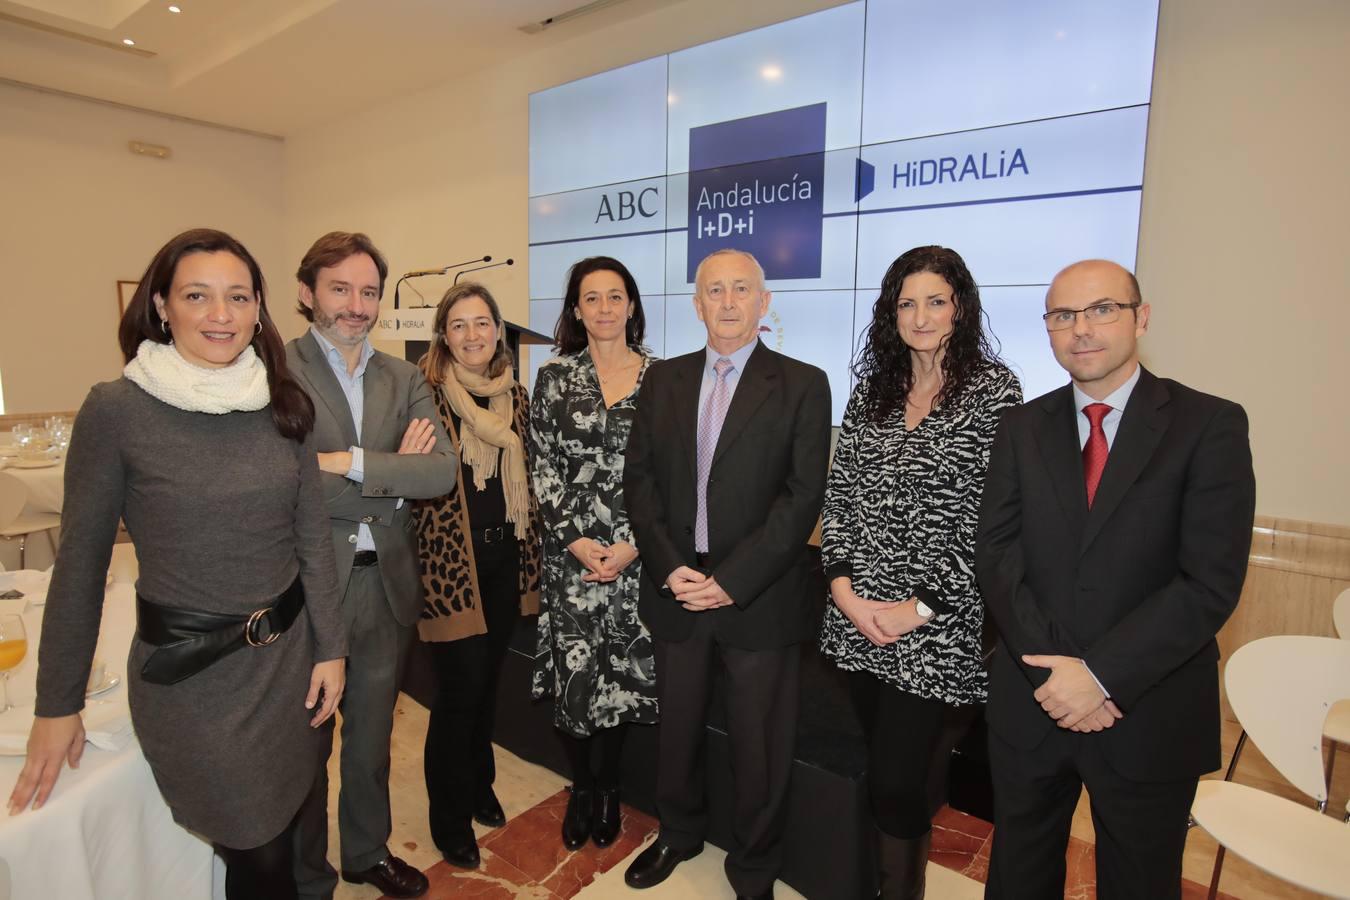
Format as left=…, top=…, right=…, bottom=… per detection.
left=136, top=575, right=305, bottom=685
left=472, top=525, right=510, bottom=545
left=352, top=550, right=378, bottom=568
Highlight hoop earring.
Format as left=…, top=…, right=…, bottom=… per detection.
left=160, top=319, right=169, bottom=335
left=254, top=321, right=262, bottom=336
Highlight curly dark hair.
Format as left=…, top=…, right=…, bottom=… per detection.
left=853, top=245, right=1002, bottom=424
left=553, top=256, right=646, bottom=354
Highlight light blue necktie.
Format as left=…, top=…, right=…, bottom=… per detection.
left=695, top=357, right=735, bottom=553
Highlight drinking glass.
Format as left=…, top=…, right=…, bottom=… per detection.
left=0, top=614, right=27, bottom=712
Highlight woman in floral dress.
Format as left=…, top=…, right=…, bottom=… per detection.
left=530, top=256, right=658, bottom=851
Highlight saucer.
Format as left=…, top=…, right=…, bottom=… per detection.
left=7, top=458, right=58, bottom=469
left=86, top=673, right=121, bottom=698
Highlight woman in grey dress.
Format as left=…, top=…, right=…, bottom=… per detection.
left=530, top=256, right=658, bottom=851
left=9, top=229, right=347, bottom=900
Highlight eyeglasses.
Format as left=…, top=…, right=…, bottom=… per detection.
left=1042, top=301, right=1141, bottom=332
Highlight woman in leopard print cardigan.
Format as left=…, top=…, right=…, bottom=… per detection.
left=414, top=282, right=541, bottom=870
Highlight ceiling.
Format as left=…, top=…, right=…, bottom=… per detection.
left=0, top=0, right=673, bottom=136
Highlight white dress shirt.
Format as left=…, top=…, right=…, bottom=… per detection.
left=310, top=326, right=378, bottom=552
left=1069, top=362, right=1141, bottom=700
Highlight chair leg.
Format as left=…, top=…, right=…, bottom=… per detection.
left=1205, top=729, right=1248, bottom=899
left=1222, top=730, right=1247, bottom=782
left=1206, top=846, right=1227, bottom=900
left=1326, top=741, right=1339, bottom=802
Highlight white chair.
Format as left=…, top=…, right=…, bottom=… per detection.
left=1335, top=588, right=1350, bottom=640
left=1326, top=588, right=1350, bottom=801
left=1191, top=635, right=1350, bottom=899
left=0, top=471, right=60, bottom=569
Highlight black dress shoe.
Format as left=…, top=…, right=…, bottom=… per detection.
left=473, top=789, right=507, bottom=828
left=562, top=785, right=594, bottom=850
left=624, top=840, right=703, bottom=889
left=737, top=892, right=773, bottom=900
left=340, top=854, right=429, bottom=898
left=591, top=786, right=622, bottom=847
left=440, top=839, right=481, bottom=870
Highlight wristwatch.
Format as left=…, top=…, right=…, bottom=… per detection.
left=913, top=598, right=935, bottom=620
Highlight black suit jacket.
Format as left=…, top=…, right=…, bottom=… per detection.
left=976, top=367, right=1256, bottom=781
left=623, top=342, right=831, bottom=650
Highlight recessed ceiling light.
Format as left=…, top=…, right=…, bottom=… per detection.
left=122, top=38, right=136, bottom=46
left=168, top=5, right=181, bottom=12
left=761, top=64, right=782, bottom=81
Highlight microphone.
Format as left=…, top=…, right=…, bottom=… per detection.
left=394, top=255, right=492, bottom=308
left=401, top=256, right=491, bottom=278
left=454, top=258, right=515, bottom=284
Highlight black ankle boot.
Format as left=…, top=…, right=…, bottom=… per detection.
left=562, top=785, right=594, bottom=850
left=591, top=787, right=622, bottom=847
left=878, top=829, right=929, bottom=900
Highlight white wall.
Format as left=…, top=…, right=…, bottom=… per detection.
left=0, top=81, right=287, bottom=414
left=1136, top=0, right=1350, bottom=525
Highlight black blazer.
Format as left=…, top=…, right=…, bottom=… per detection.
left=976, top=367, right=1256, bottom=782
left=624, top=342, right=831, bottom=650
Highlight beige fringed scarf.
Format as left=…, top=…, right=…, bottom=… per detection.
left=441, top=363, right=529, bottom=539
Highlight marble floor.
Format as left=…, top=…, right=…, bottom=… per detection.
left=322, top=696, right=1330, bottom=899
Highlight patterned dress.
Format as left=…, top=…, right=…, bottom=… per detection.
left=819, top=360, right=1023, bottom=706
left=529, top=349, right=659, bottom=737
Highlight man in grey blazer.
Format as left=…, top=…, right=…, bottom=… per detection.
left=287, top=232, right=456, bottom=899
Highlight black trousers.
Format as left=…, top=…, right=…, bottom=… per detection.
left=559, top=723, right=630, bottom=789
left=985, top=728, right=1197, bottom=900
left=848, top=672, right=952, bottom=839
left=424, top=537, right=520, bottom=850
left=215, top=801, right=305, bottom=900
left=654, top=614, right=800, bottom=897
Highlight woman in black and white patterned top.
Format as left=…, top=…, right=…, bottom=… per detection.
left=819, top=245, right=1021, bottom=899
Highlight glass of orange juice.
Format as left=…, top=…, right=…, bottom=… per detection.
left=0, top=614, right=28, bottom=712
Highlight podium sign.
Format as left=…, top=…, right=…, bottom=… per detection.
left=372, top=307, right=436, bottom=342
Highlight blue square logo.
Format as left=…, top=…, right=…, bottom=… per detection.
left=687, top=103, right=827, bottom=283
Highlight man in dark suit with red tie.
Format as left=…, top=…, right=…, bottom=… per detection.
left=622, top=249, right=831, bottom=899
left=976, top=259, right=1257, bottom=899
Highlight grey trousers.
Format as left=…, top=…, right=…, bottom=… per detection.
left=293, top=563, right=415, bottom=898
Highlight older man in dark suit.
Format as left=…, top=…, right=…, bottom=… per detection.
left=622, top=249, right=831, bottom=899
left=976, top=259, right=1256, bottom=899
left=286, top=232, right=457, bottom=900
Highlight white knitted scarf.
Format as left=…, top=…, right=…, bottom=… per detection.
left=123, top=340, right=270, bottom=414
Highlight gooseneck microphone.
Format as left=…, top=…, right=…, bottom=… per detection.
left=402, top=256, right=491, bottom=279
left=393, top=256, right=492, bottom=308
left=454, top=258, right=515, bottom=284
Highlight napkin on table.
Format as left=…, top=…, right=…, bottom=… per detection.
left=0, top=701, right=134, bottom=754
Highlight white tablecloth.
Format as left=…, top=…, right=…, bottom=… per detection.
left=3, top=461, right=64, bottom=517
left=0, top=578, right=217, bottom=900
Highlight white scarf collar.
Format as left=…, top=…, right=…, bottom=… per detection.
left=123, top=340, right=270, bottom=414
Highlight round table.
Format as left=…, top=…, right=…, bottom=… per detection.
left=3, top=460, right=64, bottom=516
left=0, top=577, right=218, bottom=899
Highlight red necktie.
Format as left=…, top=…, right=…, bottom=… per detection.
left=1082, top=403, right=1111, bottom=508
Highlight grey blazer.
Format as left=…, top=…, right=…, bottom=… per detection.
left=286, top=332, right=458, bottom=626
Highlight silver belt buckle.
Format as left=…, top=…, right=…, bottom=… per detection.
left=244, top=607, right=279, bottom=647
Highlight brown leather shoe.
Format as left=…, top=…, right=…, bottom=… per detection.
left=341, top=854, right=429, bottom=898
